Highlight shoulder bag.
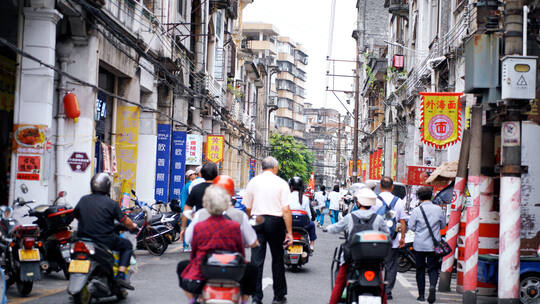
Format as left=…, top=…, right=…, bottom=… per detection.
left=419, top=205, right=452, bottom=257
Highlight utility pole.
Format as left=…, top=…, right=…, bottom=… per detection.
left=336, top=114, right=341, bottom=184
left=498, top=1, right=525, bottom=303
left=352, top=33, right=360, bottom=183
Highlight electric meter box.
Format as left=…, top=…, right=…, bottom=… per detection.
left=501, top=55, right=537, bottom=100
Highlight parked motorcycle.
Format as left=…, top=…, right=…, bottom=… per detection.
left=284, top=210, right=312, bottom=270
left=397, top=230, right=415, bottom=273
left=331, top=230, right=391, bottom=304
left=125, top=191, right=171, bottom=254
left=0, top=196, right=43, bottom=296
left=20, top=191, right=74, bottom=279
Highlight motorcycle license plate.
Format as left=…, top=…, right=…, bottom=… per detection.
left=288, top=245, right=303, bottom=254
left=69, top=260, right=90, bottom=273
left=358, top=295, right=381, bottom=304
left=18, top=249, right=40, bottom=261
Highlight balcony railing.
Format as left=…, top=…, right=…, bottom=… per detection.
left=385, top=0, right=409, bottom=19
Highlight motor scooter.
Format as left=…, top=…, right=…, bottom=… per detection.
left=0, top=194, right=43, bottom=296
left=397, top=230, right=415, bottom=273
left=284, top=210, right=312, bottom=270
left=21, top=191, right=74, bottom=279
left=331, top=230, right=391, bottom=304
left=67, top=207, right=147, bottom=304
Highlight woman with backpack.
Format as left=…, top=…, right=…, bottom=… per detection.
left=324, top=188, right=389, bottom=304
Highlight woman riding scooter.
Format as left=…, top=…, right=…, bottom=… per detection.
left=288, top=177, right=317, bottom=251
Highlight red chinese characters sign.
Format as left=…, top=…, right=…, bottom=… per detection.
left=420, top=92, right=463, bottom=148
left=17, top=155, right=41, bottom=180
left=206, top=135, right=225, bottom=163
left=407, top=166, right=436, bottom=186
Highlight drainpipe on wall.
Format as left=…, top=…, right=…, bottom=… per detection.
left=55, top=39, right=73, bottom=202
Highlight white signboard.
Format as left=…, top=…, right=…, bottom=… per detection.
left=185, top=134, right=203, bottom=165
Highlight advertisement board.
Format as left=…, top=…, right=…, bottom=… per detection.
left=185, top=134, right=203, bottom=165
left=406, top=165, right=437, bottom=186
left=155, top=124, right=171, bottom=202
left=170, top=131, right=187, bottom=200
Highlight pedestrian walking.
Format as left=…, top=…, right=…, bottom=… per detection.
left=243, top=156, right=293, bottom=304
left=375, top=176, right=407, bottom=300
left=180, top=169, right=197, bottom=251
left=327, top=185, right=341, bottom=224
left=313, top=185, right=328, bottom=226
left=180, top=163, right=218, bottom=250
left=408, top=186, right=446, bottom=303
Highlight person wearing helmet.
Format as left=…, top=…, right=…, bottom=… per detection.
left=288, top=176, right=317, bottom=250
left=74, top=172, right=138, bottom=289
left=324, top=187, right=389, bottom=304
left=184, top=175, right=258, bottom=248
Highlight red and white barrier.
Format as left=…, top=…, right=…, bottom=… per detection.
left=463, top=175, right=482, bottom=298
left=498, top=176, right=521, bottom=300
left=442, top=176, right=467, bottom=273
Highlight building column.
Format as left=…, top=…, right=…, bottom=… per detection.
left=136, top=86, right=158, bottom=204
left=10, top=7, right=62, bottom=205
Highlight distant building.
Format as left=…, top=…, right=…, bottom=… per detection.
left=243, top=23, right=308, bottom=141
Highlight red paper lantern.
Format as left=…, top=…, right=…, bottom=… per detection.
left=63, top=92, right=80, bottom=122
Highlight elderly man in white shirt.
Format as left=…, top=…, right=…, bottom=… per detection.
left=243, top=156, right=292, bottom=304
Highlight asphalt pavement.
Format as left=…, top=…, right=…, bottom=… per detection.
left=6, top=216, right=499, bottom=304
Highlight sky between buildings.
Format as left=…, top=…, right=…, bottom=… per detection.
left=243, top=0, right=357, bottom=114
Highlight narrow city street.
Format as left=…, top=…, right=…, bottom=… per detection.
left=6, top=224, right=498, bottom=304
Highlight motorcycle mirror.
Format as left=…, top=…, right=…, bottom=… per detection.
left=20, top=184, right=28, bottom=194
left=58, top=191, right=67, bottom=198
left=182, top=210, right=193, bottom=220
left=15, top=197, right=25, bottom=206
left=131, top=189, right=137, bottom=196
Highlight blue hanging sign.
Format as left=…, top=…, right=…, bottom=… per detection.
left=169, top=131, right=187, bottom=200
left=154, top=124, right=171, bottom=202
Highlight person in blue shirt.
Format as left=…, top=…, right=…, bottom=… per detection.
left=180, top=169, right=197, bottom=251
left=180, top=170, right=197, bottom=210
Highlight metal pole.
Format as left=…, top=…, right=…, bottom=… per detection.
left=439, top=130, right=471, bottom=291
left=352, top=40, right=360, bottom=183
left=498, top=1, right=523, bottom=302
left=463, top=105, right=482, bottom=304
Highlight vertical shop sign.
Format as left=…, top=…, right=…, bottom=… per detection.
left=348, top=160, right=361, bottom=177
left=377, top=148, right=383, bottom=179
left=170, top=131, right=187, bottom=200
left=155, top=124, right=171, bottom=202
left=186, top=134, right=203, bottom=165
left=115, top=106, right=139, bottom=192
left=249, top=158, right=256, bottom=180
left=369, top=153, right=374, bottom=179
left=391, top=146, right=398, bottom=180
left=205, top=135, right=225, bottom=163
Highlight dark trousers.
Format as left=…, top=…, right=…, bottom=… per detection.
left=306, top=221, right=317, bottom=241
left=414, top=251, right=439, bottom=296
left=177, top=260, right=258, bottom=295
left=384, top=248, right=399, bottom=294
left=251, top=215, right=287, bottom=302
left=111, top=237, right=133, bottom=268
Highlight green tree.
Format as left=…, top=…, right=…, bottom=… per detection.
left=269, top=133, right=314, bottom=183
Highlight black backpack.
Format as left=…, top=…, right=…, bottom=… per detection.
left=343, top=213, right=377, bottom=263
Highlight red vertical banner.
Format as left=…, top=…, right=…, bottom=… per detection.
left=378, top=149, right=383, bottom=179
left=368, top=153, right=373, bottom=179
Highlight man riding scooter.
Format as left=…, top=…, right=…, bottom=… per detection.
left=324, top=187, right=389, bottom=304
left=73, top=172, right=138, bottom=289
